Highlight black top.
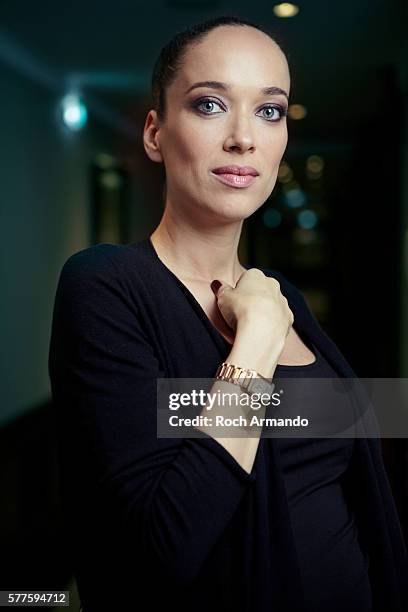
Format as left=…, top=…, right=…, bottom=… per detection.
left=275, top=343, right=372, bottom=611
left=48, top=237, right=408, bottom=612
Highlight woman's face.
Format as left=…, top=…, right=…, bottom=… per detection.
left=147, top=25, right=290, bottom=224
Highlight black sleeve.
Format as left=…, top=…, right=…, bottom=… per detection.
left=48, top=245, right=256, bottom=585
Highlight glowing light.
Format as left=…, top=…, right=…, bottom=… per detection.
left=284, top=182, right=306, bottom=208
left=306, top=155, right=324, bottom=179
left=273, top=3, right=299, bottom=17
left=306, top=155, right=324, bottom=173
left=298, top=209, right=318, bottom=229
left=94, top=152, right=117, bottom=169
left=100, top=171, right=122, bottom=189
left=61, top=94, right=87, bottom=131
left=293, top=228, right=318, bottom=245
left=263, top=208, right=282, bottom=229
left=278, top=161, right=293, bottom=183
left=288, top=104, right=307, bottom=120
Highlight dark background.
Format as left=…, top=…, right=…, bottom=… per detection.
left=0, top=1, right=407, bottom=609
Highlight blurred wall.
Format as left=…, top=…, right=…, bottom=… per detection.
left=0, top=62, right=115, bottom=427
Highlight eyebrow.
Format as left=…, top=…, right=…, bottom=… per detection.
left=185, top=80, right=289, bottom=100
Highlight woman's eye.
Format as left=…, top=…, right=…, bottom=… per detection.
left=194, top=98, right=223, bottom=114
left=258, top=105, right=286, bottom=122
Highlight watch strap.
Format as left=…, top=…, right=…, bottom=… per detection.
left=215, top=361, right=275, bottom=396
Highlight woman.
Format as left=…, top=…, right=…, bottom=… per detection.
left=49, top=15, right=408, bottom=612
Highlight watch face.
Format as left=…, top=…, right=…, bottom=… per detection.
left=251, top=379, right=269, bottom=395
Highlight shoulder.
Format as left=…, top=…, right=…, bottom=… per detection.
left=57, top=241, right=152, bottom=290
left=54, top=240, right=164, bottom=323
left=54, top=243, right=149, bottom=318
left=51, top=243, right=157, bottom=345
left=60, top=242, right=132, bottom=278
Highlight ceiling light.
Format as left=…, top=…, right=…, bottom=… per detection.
left=273, top=3, right=299, bottom=18
left=61, top=94, right=87, bottom=131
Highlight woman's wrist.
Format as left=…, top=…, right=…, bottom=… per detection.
left=228, top=319, right=284, bottom=380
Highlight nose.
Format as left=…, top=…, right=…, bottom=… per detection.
left=223, top=114, right=256, bottom=154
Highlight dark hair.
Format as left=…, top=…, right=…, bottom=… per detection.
left=151, top=15, right=287, bottom=123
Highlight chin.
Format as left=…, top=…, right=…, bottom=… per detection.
left=208, top=199, right=258, bottom=222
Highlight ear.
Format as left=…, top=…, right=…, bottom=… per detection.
left=143, top=110, right=163, bottom=163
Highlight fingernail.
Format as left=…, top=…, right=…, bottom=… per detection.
left=210, top=280, right=221, bottom=294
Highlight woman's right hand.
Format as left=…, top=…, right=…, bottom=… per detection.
left=211, top=268, right=294, bottom=348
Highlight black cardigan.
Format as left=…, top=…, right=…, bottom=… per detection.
left=48, top=237, right=408, bottom=612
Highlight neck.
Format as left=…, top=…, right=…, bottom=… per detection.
left=150, top=206, right=246, bottom=286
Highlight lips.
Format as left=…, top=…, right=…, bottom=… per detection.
left=211, top=171, right=258, bottom=189
left=212, top=165, right=259, bottom=177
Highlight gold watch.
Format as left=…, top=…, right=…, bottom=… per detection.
left=214, top=362, right=275, bottom=396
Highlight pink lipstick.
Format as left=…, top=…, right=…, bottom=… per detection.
left=211, top=165, right=259, bottom=189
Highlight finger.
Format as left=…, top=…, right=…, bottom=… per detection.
left=210, top=279, right=233, bottom=296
